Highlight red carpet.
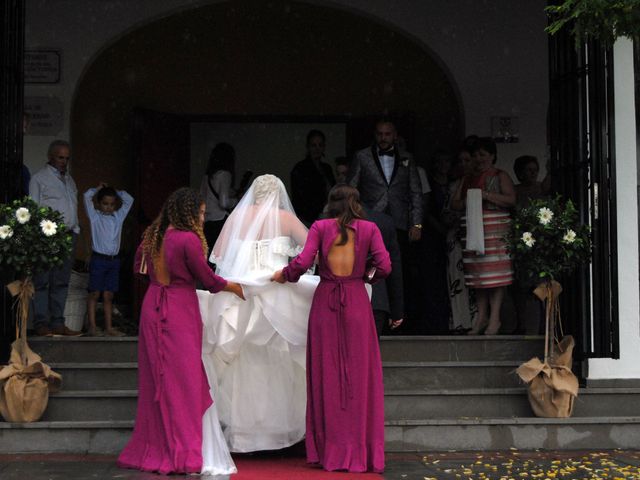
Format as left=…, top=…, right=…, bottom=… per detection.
left=232, top=456, right=383, bottom=479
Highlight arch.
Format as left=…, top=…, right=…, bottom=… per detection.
left=71, top=0, right=465, bottom=132
left=71, top=0, right=464, bottom=198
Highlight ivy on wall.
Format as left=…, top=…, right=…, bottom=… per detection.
left=546, top=0, right=640, bottom=46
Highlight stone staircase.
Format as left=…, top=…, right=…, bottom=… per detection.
left=382, top=336, right=640, bottom=451
left=0, top=337, right=136, bottom=454
left=1, top=335, right=640, bottom=453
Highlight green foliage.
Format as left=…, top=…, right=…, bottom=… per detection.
left=545, top=0, right=640, bottom=46
left=0, top=197, right=73, bottom=277
left=507, top=196, right=591, bottom=283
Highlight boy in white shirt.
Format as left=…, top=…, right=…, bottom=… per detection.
left=84, top=183, right=133, bottom=336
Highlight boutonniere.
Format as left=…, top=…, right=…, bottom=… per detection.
left=401, top=158, right=409, bottom=167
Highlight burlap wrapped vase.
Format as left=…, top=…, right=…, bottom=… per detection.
left=516, top=335, right=578, bottom=418
left=515, top=280, right=579, bottom=418
left=0, top=278, right=62, bottom=422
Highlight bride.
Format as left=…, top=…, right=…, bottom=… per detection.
left=197, top=174, right=319, bottom=455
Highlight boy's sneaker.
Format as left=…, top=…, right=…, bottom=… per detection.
left=105, top=328, right=126, bottom=337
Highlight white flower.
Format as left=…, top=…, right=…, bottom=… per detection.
left=521, top=231, right=535, bottom=248
left=40, top=219, right=58, bottom=237
left=538, top=207, right=554, bottom=225
left=401, top=159, right=409, bottom=167
left=15, top=207, right=31, bottom=224
left=0, top=225, right=13, bottom=240
left=563, top=229, right=577, bottom=243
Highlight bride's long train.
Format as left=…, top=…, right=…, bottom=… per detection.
left=197, top=267, right=319, bottom=462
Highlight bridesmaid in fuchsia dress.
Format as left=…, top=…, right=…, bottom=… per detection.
left=118, top=188, right=243, bottom=475
left=273, top=184, right=391, bottom=473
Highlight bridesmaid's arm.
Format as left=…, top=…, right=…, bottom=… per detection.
left=184, top=233, right=228, bottom=293
left=368, top=225, right=391, bottom=282
left=282, top=222, right=321, bottom=283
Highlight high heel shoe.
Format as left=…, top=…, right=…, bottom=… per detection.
left=484, top=321, right=501, bottom=335
left=467, top=318, right=488, bottom=335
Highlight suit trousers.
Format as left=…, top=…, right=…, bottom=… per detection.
left=33, top=233, right=77, bottom=329
left=396, top=229, right=420, bottom=333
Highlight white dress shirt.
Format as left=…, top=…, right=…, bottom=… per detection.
left=29, top=164, right=80, bottom=233
left=84, top=188, right=134, bottom=255
left=416, top=166, right=432, bottom=194
left=379, top=153, right=395, bottom=183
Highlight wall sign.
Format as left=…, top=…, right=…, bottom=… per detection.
left=24, top=96, right=64, bottom=136
left=491, top=116, right=519, bottom=143
left=25, top=50, right=61, bottom=84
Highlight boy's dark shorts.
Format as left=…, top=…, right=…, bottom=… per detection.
left=88, top=253, right=120, bottom=293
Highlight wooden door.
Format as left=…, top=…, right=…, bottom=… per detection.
left=131, top=108, right=191, bottom=319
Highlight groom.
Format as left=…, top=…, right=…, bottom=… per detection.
left=348, top=118, right=423, bottom=329
left=348, top=118, right=423, bottom=238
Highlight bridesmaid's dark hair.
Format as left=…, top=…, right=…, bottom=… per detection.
left=326, top=184, right=365, bottom=246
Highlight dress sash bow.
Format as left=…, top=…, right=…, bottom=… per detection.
left=325, top=276, right=361, bottom=409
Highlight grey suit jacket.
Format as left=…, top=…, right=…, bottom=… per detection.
left=348, top=145, right=423, bottom=231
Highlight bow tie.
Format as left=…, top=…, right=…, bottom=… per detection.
left=378, top=149, right=394, bottom=157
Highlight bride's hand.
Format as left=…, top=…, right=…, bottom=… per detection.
left=271, top=269, right=286, bottom=284
left=223, top=281, right=245, bottom=300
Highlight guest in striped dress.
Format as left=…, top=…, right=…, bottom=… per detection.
left=451, top=137, right=516, bottom=335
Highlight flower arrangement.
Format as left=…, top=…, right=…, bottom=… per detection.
left=0, top=197, right=73, bottom=278
left=508, top=196, right=591, bottom=283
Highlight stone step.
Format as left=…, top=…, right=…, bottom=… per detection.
left=42, top=391, right=137, bottom=422
left=48, top=363, right=138, bottom=390
left=3, top=417, right=640, bottom=453
left=28, top=337, right=137, bottom=363
left=384, top=387, right=640, bottom=419
left=39, top=387, right=640, bottom=422
left=45, top=361, right=522, bottom=391
left=385, top=416, right=640, bottom=451
left=0, top=421, right=133, bottom=454
left=382, top=361, right=523, bottom=389
left=28, top=335, right=544, bottom=364
left=379, top=335, right=545, bottom=362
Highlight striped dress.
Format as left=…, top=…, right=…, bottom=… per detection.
left=461, top=168, right=513, bottom=289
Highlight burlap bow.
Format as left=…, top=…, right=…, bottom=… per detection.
left=516, top=281, right=579, bottom=418
left=0, top=277, right=62, bottom=422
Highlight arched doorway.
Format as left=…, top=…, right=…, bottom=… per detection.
left=71, top=0, right=463, bottom=309
left=71, top=0, right=463, bottom=195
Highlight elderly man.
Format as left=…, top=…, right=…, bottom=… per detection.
left=29, top=140, right=82, bottom=336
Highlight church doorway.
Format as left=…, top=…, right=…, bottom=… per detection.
left=70, top=0, right=463, bottom=319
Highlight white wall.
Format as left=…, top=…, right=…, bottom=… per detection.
left=588, top=38, right=640, bottom=380
left=23, top=0, right=549, bottom=179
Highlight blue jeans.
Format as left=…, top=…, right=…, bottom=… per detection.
left=33, top=233, right=77, bottom=330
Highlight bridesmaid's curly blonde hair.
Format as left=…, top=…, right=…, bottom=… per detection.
left=142, top=187, right=208, bottom=261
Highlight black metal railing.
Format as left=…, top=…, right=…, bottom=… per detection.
left=548, top=25, right=619, bottom=359
left=1, top=0, right=25, bottom=362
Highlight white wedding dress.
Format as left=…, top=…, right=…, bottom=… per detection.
left=198, top=237, right=318, bottom=453
left=197, top=175, right=319, bottom=459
